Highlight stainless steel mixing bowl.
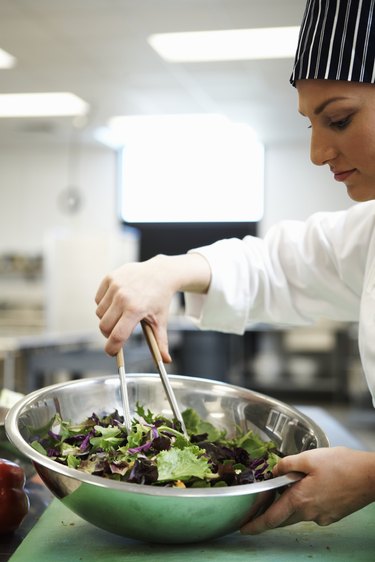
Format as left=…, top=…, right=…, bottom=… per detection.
left=5, top=374, right=329, bottom=543
left=0, top=406, right=8, bottom=441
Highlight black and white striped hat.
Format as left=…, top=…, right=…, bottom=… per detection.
left=290, top=0, right=375, bottom=86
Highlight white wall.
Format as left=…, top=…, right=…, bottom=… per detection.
left=261, top=140, right=353, bottom=236
left=0, top=142, right=119, bottom=253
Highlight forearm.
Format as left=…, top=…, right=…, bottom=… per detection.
left=184, top=206, right=371, bottom=335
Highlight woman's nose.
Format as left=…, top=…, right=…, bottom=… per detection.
left=310, top=129, right=337, bottom=167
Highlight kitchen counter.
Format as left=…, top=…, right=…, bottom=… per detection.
left=1, top=406, right=373, bottom=561
left=8, top=499, right=375, bottom=562
left=0, top=331, right=99, bottom=391
left=0, top=329, right=154, bottom=393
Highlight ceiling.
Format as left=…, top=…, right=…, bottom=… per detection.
left=0, top=0, right=309, bottom=147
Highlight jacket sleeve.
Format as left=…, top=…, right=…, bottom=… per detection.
left=184, top=201, right=375, bottom=334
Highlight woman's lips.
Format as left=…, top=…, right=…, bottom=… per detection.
left=333, top=169, right=356, bottom=182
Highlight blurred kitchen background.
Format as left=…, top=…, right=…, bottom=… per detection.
left=0, top=0, right=373, bottom=448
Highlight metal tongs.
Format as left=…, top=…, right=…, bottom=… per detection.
left=116, top=320, right=188, bottom=438
left=116, top=347, right=132, bottom=432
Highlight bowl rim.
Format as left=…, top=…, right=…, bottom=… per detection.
left=5, top=374, right=328, bottom=498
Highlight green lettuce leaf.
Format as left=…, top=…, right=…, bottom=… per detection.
left=126, top=423, right=149, bottom=449
left=182, top=408, right=226, bottom=442
left=89, top=425, right=124, bottom=451
left=30, top=440, right=47, bottom=455
left=156, top=445, right=215, bottom=482
left=232, top=429, right=276, bottom=459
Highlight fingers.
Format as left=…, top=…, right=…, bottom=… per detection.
left=245, top=490, right=276, bottom=521
left=241, top=489, right=298, bottom=535
left=151, top=320, right=172, bottom=363
left=241, top=453, right=311, bottom=535
left=95, top=275, right=122, bottom=325
left=97, top=288, right=172, bottom=359
left=273, top=451, right=313, bottom=478
left=100, top=309, right=138, bottom=356
left=96, top=286, right=141, bottom=356
left=95, top=275, right=110, bottom=305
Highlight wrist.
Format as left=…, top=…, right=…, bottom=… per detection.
left=151, top=253, right=211, bottom=295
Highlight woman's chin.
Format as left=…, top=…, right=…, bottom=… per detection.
left=345, top=182, right=375, bottom=203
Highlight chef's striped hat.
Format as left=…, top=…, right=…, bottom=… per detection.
left=290, top=0, right=375, bottom=86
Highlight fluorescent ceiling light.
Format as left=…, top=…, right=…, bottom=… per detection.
left=0, top=47, right=16, bottom=69
left=0, top=93, right=89, bottom=117
left=148, top=26, right=300, bottom=62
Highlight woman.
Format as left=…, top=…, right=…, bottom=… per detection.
left=95, top=0, right=375, bottom=532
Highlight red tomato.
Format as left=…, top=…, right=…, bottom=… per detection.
left=0, top=459, right=29, bottom=534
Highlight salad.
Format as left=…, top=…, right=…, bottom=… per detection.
left=30, top=405, right=281, bottom=488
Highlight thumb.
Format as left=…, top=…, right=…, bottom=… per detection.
left=142, top=320, right=172, bottom=364
left=155, top=325, right=172, bottom=363
left=273, top=451, right=310, bottom=478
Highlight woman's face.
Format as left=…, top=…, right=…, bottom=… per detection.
left=297, top=79, right=375, bottom=202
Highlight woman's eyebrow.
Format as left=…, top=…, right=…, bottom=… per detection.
left=314, top=96, right=349, bottom=114
left=299, top=96, right=349, bottom=117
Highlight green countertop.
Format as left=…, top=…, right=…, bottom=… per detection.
left=9, top=498, right=375, bottom=562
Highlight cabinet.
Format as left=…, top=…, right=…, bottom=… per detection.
left=0, top=254, right=44, bottom=336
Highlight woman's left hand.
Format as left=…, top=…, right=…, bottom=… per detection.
left=241, top=446, right=375, bottom=534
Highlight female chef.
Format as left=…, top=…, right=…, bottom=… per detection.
left=95, top=0, right=375, bottom=533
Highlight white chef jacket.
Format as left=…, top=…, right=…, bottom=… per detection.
left=185, top=200, right=375, bottom=406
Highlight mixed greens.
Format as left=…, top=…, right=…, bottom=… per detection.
left=30, top=405, right=280, bottom=488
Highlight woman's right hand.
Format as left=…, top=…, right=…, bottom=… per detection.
left=95, top=253, right=211, bottom=359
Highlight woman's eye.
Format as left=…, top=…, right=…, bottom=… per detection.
left=330, top=116, right=351, bottom=130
